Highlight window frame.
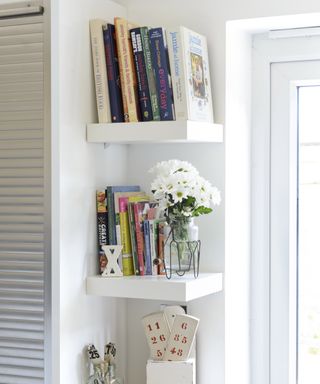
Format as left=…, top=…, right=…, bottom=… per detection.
left=251, top=33, right=320, bottom=384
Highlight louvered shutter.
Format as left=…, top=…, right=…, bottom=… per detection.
left=0, top=5, right=47, bottom=384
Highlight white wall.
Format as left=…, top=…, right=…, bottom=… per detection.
left=56, top=1, right=129, bottom=382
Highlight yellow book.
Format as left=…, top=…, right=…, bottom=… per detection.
left=119, top=194, right=149, bottom=275
left=114, top=17, right=140, bottom=122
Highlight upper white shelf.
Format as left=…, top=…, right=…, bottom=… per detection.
left=86, top=120, right=223, bottom=144
left=86, top=273, right=223, bottom=302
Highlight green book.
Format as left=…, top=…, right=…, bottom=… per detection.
left=140, top=26, right=160, bottom=121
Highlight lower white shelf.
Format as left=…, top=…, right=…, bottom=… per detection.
left=86, top=273, right=223, bottom=302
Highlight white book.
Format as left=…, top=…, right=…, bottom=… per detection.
left=167, top=26, right=214, bottom=123
left=89, top=19, right=111, bottom=123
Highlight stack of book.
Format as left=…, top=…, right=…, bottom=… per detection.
left=96, top=186, right=167, bottom=277
left=89, top=18, right=214, bottom=124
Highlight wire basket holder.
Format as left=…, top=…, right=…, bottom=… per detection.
left=163, top=227, right=201, bottom=279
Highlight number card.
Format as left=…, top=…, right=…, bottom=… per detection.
left=142, top=311, right=170, bottom=361
left=163, top=305, right=186, bottom=331
left=87, top=344, right=102, bottom=365
left=163, top=314, right=199, bottom=361
left=104, top=342, right=116, bottom=364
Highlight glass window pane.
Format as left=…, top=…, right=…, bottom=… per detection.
left=298, top=85, right=320, bottom=384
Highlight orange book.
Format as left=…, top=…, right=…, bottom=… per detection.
left=114, top=17, right=140, bottom=122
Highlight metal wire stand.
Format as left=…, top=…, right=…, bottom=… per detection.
left=163, top=236, right=201, bottom=279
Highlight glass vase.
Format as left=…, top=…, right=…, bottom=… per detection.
left=87, top=364, right=105, bottom=384
left=105, top=364, right=122, bottom=384
left=164, top=215, right=200, bottom=279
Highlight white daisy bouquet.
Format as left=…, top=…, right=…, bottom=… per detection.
left=149, top=159, right=221, bottom=220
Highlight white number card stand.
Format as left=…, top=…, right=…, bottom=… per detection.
left=142, top=312, right=171, bottom=360
left=163, top=314, right=199, bottom=361
left=143, top=308, right=199, bottom=384
left=101, top=245, right=123, bottom=277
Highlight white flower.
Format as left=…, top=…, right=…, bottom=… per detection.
left=211, top=186, right=222, bottom=206
left=149, top=159, right=221, bottom=217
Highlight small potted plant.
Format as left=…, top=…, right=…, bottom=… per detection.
left=149, top=159, right=221, bottom=277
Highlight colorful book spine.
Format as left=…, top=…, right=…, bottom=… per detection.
left=140, top=26, right=160, bottom=121
left=128, top=202, right=140, bottom=275
left=149, top=27, right=175, bottom=121
left=119, top=197, right=134, bottom=276
left=130, top=28, right=153, bottom=121
left=89, top=19, right=111, bottom=123
left=143, top=220, right=152, bottom=275
left=96, top=190, right=108, bottom=274
left=114, top=17, right=140, bottom=122
left=103, top=23, right=124, bottom=123
left=133, top=202, right=145, bottom=276
left=149, top=219, right=163, bottom=275
left=166, top=27, right=188, bottom=120
left=157, top=221, right=167, bottom=275
left=106, top=185, right=140, bottom=245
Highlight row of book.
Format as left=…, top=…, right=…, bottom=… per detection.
left=90, top=18, right=214, bottom=124
left=96, top=185, right=168, bottom=276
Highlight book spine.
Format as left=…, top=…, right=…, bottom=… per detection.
left=133, top=203, right=145, bottom=276
left=149, top=27, right=175, bottom=121
left=140, top=27, right=160, bottom=121
left=106, top=187, right=116, bottom=245
left=148, top=220, right=158, bottom=275
left=96, top=190, right=108, bottom=274
left=128, top=202, right=140, bottom=275
left=143, top=220, right=152, bottom=275
left=103, top=24, right=124, bottom=123
left=157, top=221, right=166, bottom=275
left=89, top=19, right=111, bottom=123
left=114, top=17, right=140, bottom=122
left=130, top=28, right=153, bottom=121
left=166, top=27, right=188, bottom=120
left=122, top=256, right=134, bottom=276
left=119, top=197, right=134, bottom=276
left=116, top=224, right=121, bottom=247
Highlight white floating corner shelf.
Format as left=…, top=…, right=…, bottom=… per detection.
left=86, top=120, right=223, bottom=144
left=86, top=273, right=223, bottom=302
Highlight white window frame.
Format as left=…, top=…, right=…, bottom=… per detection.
left=252, top=33, right=320, bottom=384
left=225, top=14, right=320, bottom=384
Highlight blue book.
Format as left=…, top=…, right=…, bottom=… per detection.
left=143, top=220, right=152, bottom=275
left=130, top=28, right=153, bottom=121
left=106, top=185, right=140, bottom=245
left=149, top=27, right=175, bottom=121
left=103, top=24, right=124, bottom=123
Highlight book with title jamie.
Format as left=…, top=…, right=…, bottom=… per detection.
left=167, top=26, right=214, bottom=123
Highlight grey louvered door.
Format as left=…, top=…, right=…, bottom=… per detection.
left=0, top=5, right=48, bottom=384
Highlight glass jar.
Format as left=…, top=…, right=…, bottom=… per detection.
left=87, top=364, right=105, bottom=384
left=164, top=216, right=200, bottom=278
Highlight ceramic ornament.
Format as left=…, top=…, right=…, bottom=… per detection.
left=164, top=314, right=199, bottom=361
left=101, top=245, right=123, bottom=277
left=142, top=311, right=171, bottom=360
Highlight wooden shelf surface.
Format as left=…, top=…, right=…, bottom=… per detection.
left=87, top=120, right=223, bottom=144
left=86, top=273, right=223, bottom=302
